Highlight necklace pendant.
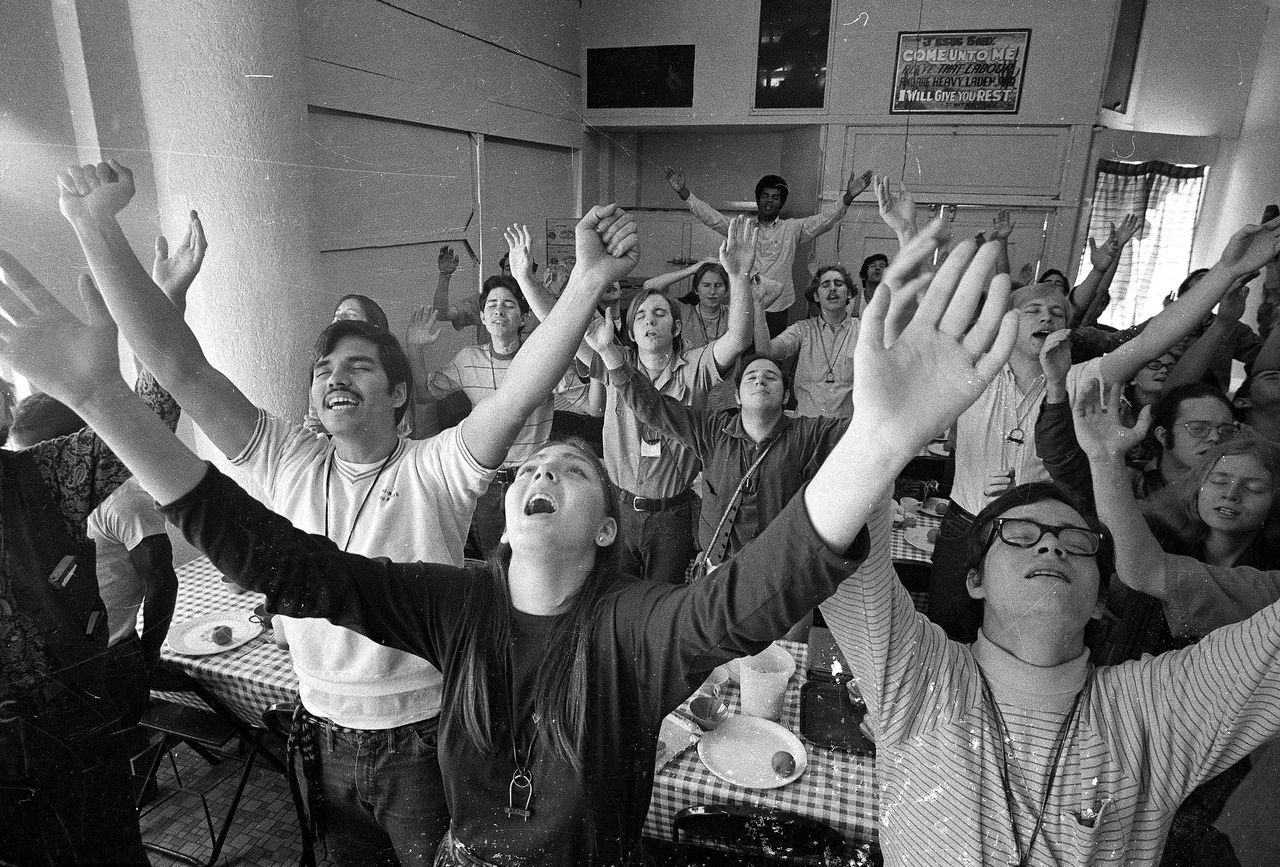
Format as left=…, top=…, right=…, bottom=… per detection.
left=505, top=769, right=534, bottom=821
left=824, top=372, right=836, bottom=384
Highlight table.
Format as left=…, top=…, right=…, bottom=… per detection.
left=888, top=506, right=941, bottom=565
left=158, top=557, right=298, bottom=727
left=644, top=640, right=878, bottom=847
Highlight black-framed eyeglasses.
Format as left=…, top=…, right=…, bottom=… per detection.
left=1179, top=420, right=1239, bottom=441
left=985, top=518, right=1103, bottom=556
left=1143, top=359, right=1176, bottom=372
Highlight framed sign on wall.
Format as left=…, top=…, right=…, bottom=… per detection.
left=890, top=29, right=1030, bottom=114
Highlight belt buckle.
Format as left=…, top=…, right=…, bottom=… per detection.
left=631, top=496, right=648, bottom=512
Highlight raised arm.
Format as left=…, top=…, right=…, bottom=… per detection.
left=666, top=165, right=730, bottom=236
left=506, top=223, right=597, bottom=368
left=874, top=175, right=918, bottom=249
left=1073, top=379, right=1169, bottom=597
left=986, top=210, right=1014, bottom=276
left=1099, top=216, right=1280, bottom=385
left=404, top=306, right=444, bottom=404
left=709, top=216, right=756, bottom=372
left=805, top=220, right=1019, bottom=551
left=431, top=245, right=477, bottom=330
left=1034, top=328, right=1095, bottom=500
left=797, top=170, right=871, bottom=242
left=1164, top=279, right=1249, bottom=391
left=460, top=206, right=639, bottom=468
left=1069, top=214, right=1138, bottom=326
left=642, top=258, right=713, bottom=293
left=130, top=534, right=179, bottom=671
left=57, top=160, right=259, bottom=458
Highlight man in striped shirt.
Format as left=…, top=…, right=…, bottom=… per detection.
left=819, top=217, right=1280, bottom=867
left=419, top=275, right=574, bottom=557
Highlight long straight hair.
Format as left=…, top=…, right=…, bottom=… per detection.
left=442, top=439, right=623, bottom=770
left=1142, top=433, right=1280, bottom=552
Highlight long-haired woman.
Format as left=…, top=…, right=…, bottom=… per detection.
left=0, top=216, right=1016, bottom=866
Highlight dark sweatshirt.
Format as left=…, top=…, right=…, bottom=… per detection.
left=161, top=466, right=867, bottom=865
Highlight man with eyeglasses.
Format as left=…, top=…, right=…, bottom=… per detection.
left=821, top=477, right=1280, bottom=866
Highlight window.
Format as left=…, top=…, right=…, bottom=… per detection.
left=1077, top=159, right=1207, bottom=329
left=754, top=0, right=832, bottom=109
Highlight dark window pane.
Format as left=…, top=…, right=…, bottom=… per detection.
left=587, top=46, right=695, bottom=109
left=755, top=0, right=832, bottom=109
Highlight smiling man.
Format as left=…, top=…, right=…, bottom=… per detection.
left=57, top=159, right=637, bottom=866
left=417, top=276, right=575, bottom=556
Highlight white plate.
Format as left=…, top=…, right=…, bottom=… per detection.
left=697, top=716, right=807, bottom=789
left=926, top=441, right=951, bottom=457
left=904, top=526, right=936, bottom=555
left=167, top=611, right=263, bottom=656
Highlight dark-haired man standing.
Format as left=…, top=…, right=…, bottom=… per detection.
left=664, top=165, right=872, bottom=336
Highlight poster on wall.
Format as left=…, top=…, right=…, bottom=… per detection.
left=545, top=219, right=577, bottom=273
left=891, top=29, right=1030, bottom=114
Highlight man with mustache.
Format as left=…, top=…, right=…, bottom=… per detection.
left=56, top=158, right=637, bottom=866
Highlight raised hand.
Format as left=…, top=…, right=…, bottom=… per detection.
left=504, top=224, right=536, bottom=281
left=438, top=245, right=459, bottom=276
left=845, top=170, right=873, bottom=201
left=1114, top=212, right=1142, bottom=248
left=1088, top=234, right=1116, bottom=271
left=574, top=204, right=639, bottom=287
left=718, top=215, right=758, bottom=277
left=1073, top=377, right=1151, bottom=461
left=664, top=165, right=688, bottom=197
left=1040, top=327, right=1073, bottom=388
left=57, top=159, right=136, bottom=223
left=1218, top=215, right=1280, bottom=276
left=1216, top=280, right=1251, bottom=323
left=990, top=209, right=1014, bottom=241
left=874, top=175, right=917, bottom=237
left=752, top=274, right=784, bottom=310
left=1015, top=262, right=1036, bottom=288
left=856, top=218, right=1018, bottom=453
left=583, top=307, right=617, bottom=354
left=405, top=306, right=442, bottom=348
left=152, top=210, right=207, bottom=304
left=0, top=256, right=121, bottom=408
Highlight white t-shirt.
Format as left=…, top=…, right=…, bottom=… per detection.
left=951, top=357, right=1100, bottom=515
left=232, top=413, right=493, bottom=728
left=88, top=477, right=168, bottom=647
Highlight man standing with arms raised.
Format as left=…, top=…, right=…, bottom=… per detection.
left=57, top=159, right=637, bottom=866
left=664, top=164, right=871, bottom=335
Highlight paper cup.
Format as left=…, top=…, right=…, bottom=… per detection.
left=739, top=643, right=796, bottom=721
left=900, top=497, right=920, bottom=517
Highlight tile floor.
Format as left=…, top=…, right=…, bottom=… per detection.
left=137, top=734, right=319, bottom=867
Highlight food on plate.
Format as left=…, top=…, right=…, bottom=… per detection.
left=771, top=750, right=796, bottom=777
left=926, top=528, right=939, bottom=544
left=210, top=625, right=234, bottom=646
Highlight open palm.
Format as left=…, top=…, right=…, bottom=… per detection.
left=0, top=253, right=121, bottom=407
left=855, top=220, right=1018, bottom=451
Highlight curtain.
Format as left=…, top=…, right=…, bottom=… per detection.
left=1077, top=160, right=1207, bottom=329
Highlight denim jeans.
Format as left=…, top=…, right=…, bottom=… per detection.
left=615, top=496, right=698, bottom=585
left=308, top=714, right=448, bottom=867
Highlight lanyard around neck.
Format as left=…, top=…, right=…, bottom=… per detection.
left=323, top=447, right=395, bottom=552
left=979, top=668, right=1089, bottom=867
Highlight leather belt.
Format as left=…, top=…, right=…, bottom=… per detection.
left=614, top=485, right=692, bottom=513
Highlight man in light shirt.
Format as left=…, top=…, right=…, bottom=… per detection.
left=663, top=165, right=871, bottom=335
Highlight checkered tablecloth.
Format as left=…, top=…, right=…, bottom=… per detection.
left=644, top=640, right=878, bottom=847
left=888, top=508, right=942, bottom=564
left=157, top=556, right=299, bottom=726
